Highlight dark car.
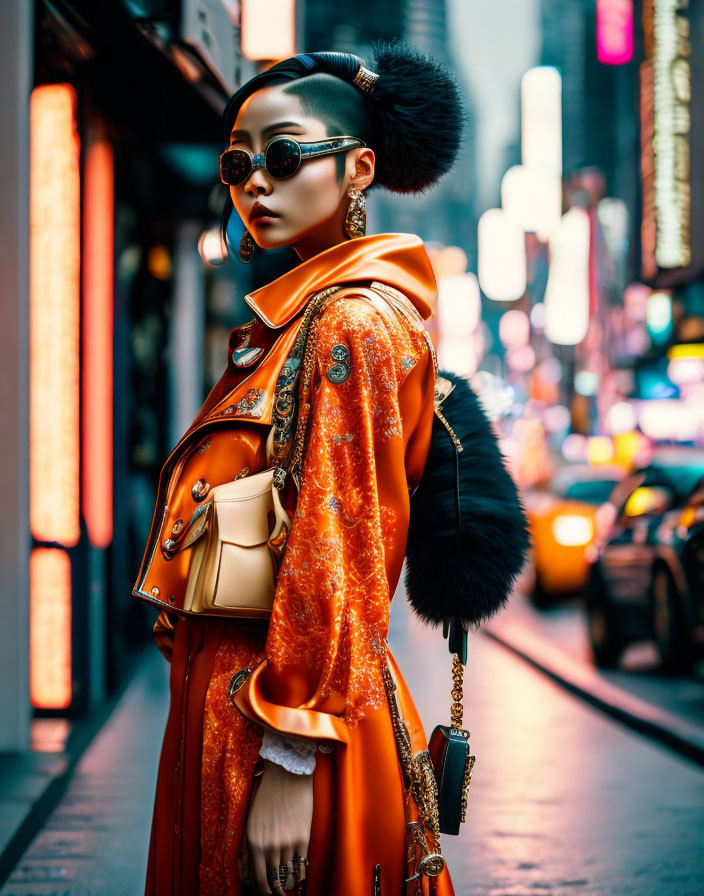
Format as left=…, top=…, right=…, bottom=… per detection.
left=584, top=450, right=704, bottom=671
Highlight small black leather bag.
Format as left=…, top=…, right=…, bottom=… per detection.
left=428, top=617, right=475, bottom=835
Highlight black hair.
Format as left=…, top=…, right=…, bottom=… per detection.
left=281, top=74, right=371, bottom=182
left=222, top=40, right=466, bottom=195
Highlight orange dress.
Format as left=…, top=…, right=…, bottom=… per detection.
left=135, top=233, right=456, bottom=896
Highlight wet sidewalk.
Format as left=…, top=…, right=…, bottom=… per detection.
left=484, top=590, right=704, bottom=766
left=3, top=593, right=704, bottom=895
left=0, top=648, right=169, bottom=896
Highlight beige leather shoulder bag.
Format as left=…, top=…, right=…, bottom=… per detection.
left=180, top=285, right=343, bottom=619
left=182, top=466, right=291, bottom=618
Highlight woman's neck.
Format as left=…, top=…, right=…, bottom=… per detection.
left=293, top=234, right=350, bottom=262
left=292, top=201, right=351, bottom=262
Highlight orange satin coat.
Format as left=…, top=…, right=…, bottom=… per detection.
left=135, top=233, right=456, bottom=896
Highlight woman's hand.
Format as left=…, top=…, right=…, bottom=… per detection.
left=246, top=758, right=313, bottom=894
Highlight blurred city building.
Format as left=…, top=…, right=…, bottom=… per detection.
left=2, top=0, right=262, bottom=753
left=305, top=0, right=479, bottom=278
left=467, top=1, right=704, bottom=482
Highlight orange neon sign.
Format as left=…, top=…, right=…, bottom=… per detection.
left=30, top=548, right=72, bottom=709
left=29, top=84, right=81, bottom=546
left=82, top=120, right=114, bottom=548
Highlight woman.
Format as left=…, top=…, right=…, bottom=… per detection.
left=134, top=41, right=464, bottom=896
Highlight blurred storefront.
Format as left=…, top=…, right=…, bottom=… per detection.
left=609, top=0, right=704, bottom=450
left=31, top=0, right=241, bottom=725
left=0, top=0, right=303, bottom=750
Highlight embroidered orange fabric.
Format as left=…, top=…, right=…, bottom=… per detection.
left=264, top=295, right=428, bottom=728
left=200, top=627, right=267, bottom=893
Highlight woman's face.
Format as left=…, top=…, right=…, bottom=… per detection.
left=228, top=84, right=374, bottom=259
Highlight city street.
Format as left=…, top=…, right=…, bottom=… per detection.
left=3, top=589, right=703, bottom=896
left=487, top=588, right=704, bottom=733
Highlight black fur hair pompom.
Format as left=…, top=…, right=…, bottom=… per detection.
left=404, top=371, right=530, bottom=628
left=368, top=39, right=466, bottom=194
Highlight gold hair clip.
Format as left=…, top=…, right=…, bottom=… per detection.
left=352, top=64, right=379, bottom=95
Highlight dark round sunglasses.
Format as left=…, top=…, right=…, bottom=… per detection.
left=220, top=135, right=366, bottom=186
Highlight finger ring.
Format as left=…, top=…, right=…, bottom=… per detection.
left=268, top=864, right=286, bottom=895
left=293, top=855, right=308, bottom=883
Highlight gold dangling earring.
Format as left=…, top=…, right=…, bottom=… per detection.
left=239, top=229, right=256, bottom=263
left=344, top=186, right=366, bottom=239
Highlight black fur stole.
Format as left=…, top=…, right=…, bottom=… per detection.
left=404, top=370, right=530, bottom=628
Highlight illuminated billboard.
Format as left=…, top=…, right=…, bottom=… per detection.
left=597, top=0, right=634, bottom=65
left=641, top=0, right=703, bottom=285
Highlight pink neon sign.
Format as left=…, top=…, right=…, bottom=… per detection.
left=596, top=0, right=634, bottom=65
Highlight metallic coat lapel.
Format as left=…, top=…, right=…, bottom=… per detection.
left=243, top=233, right=436, bottom=328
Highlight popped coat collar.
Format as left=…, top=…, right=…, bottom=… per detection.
left=160, top=233, right=437, bottom=471
left=244, top=232, right=437, bottom=327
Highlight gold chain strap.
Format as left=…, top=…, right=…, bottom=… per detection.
left=381, top=664, right=443, bottom=857
left=450, top=653, right=464, bottom=729
left=449, top=651, right=475, bottom=824
left=461, top=750, right=475, bottom=823
left=288, top=307, right=325, bottom=488
left=434, top=403, right=464, bottom=453
left=270, top=285, right=342, bottom=489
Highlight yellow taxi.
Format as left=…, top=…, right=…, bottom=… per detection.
left=523, top=464, right=624, bottom=606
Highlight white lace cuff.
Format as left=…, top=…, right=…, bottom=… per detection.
left=259, top=729, right=317, bottom=775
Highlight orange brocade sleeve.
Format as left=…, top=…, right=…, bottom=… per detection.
left=233, top=295, right=434, bottom=743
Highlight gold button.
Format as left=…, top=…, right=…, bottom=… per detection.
left=192, top=478, right=210, bottom=501
left=171, top=518, right=184, bottom=535
left=151, top=586, right=160, bottom=597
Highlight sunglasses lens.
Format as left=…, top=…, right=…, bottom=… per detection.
left=266, top=138, right=301, bottom=179
left=221, top=150, right=250, bottom=185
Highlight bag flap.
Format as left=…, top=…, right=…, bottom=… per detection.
left=211, top=467, right=275, bottom=501
left=212, top=472, right=274, bottom=547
